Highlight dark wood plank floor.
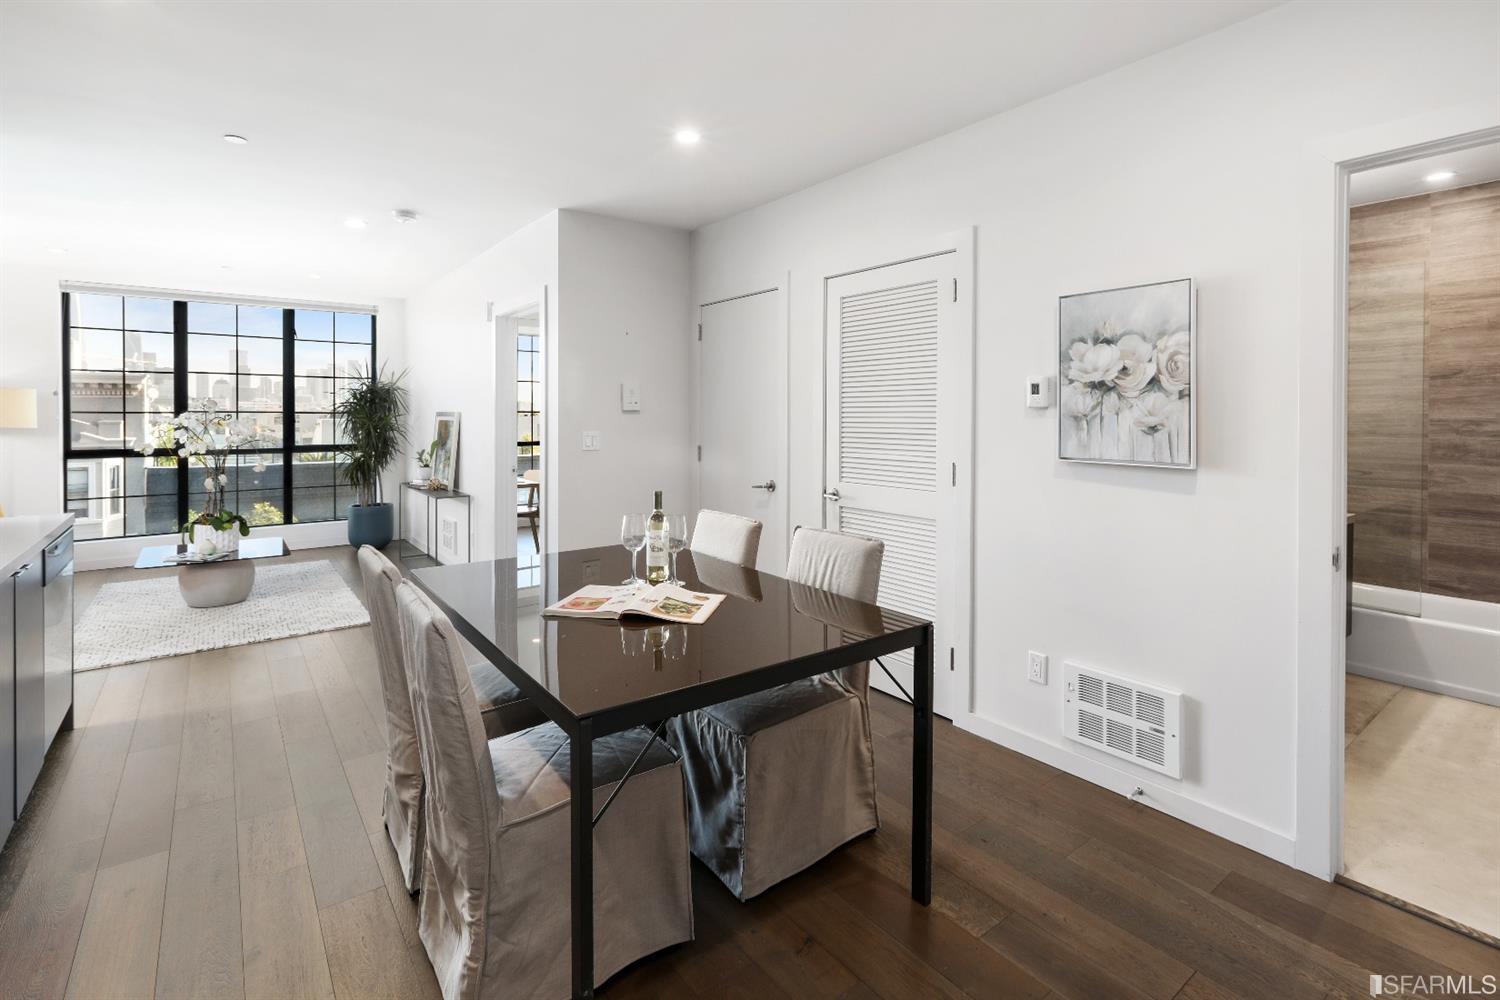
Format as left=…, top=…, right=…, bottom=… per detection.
left=0, top=547, right=1495, bottom=998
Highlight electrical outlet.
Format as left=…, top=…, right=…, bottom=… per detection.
left=1027, top=651, right=1048, bottom=685
left=582, top=559, right=600, bottom=582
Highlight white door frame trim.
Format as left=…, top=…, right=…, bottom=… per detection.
left=490, top=287, right=551, bottom=562
left=1294, top=99, right=1500, bottom=880
left=693, top=276, right=791, bottom=566
left=817, top=228, right=976, bottom=719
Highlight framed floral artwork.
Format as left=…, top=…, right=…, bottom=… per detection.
left=1058, top=278, right=1195, bottom=469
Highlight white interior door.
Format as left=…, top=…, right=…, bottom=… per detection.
left=698, top=288, right=788, bottom=572
left=825, top=251, right=968, bottom=716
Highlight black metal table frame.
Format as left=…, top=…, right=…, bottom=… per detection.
left=413, top=575, right=934, bottom=1000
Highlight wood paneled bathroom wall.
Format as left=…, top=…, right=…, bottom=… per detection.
left=1348, top=180, right=1500, bottom=603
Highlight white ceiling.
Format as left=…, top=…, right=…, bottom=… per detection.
left=1349, top=143, right=1500, bottom=207
left=0, top=0, right=1276, bottom=302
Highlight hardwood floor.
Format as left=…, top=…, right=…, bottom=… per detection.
left=0, top=548, right=1495, bottom=999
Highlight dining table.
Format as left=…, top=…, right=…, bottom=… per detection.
left=412, top=544, right=935, bottom=999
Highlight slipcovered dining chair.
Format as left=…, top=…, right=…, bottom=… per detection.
left=395, top=581, right=694, bottom=999
left=668, top=526, right=883, bottom=899
left=690, top=509, right=762, bottom=567
left=358, top=545, right=546, bottom=894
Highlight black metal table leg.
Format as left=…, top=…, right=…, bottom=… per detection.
left=911, top=624, right=934, bottom=905
left=570, top=718, right=595, bottom=998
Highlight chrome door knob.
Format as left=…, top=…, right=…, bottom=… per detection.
left=821, top=489, right=840, bottom=502
left=751, top=480, right=776, bottom=493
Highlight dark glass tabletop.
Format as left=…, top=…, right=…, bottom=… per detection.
left=411, top=545, right=929, bottom=732
left=134, top=535, right=290, bottom=569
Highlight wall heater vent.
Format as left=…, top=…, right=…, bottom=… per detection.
left=1063, top=662, right=1181, bottom=779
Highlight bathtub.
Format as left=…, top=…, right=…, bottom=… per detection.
left=1348, top=583, right=1500, bottom=707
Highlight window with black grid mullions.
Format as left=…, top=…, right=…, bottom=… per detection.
left=62, top=290, right=377, bottom=540
left=290, top=309, right=374, bottom=522
left=65, top=292, right=179, bottom=539
left=185, top=300, right=287, bottom=527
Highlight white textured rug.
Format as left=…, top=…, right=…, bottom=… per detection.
left=76, top=560, right=369, bottom=670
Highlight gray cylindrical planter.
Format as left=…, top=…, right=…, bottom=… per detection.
left=347, top=502, right=394, bottom=548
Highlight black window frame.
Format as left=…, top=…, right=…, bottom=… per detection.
left=62, top=291, right=377, bottom=539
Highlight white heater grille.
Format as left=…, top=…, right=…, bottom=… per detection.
left=1064, top=662, right=1181, bottom=778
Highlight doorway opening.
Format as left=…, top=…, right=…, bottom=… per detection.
left=1341, top=140, right=1500, bottom=942
left=494, top=302, right=544, bottom=589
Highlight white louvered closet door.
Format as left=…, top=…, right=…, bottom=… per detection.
left=825, top=251, right=961, bottom=709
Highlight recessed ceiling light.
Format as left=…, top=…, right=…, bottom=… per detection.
left=219, top=264, right=232, bottom=270
left=392, top=209, right=418, bottom=224
left=309, top=272, right=322, bottom=279
left=47, top=247, right=68, bottom=255
left=673, top=127, right=701, bottom=147
left=222, top=134, right=249, bottom=145
left=344, top=216, right=367, bottom=230
left=1424, top=170, right=1457, bottom=183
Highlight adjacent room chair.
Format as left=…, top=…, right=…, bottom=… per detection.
left=518, top=468, right=541, bottom=551
left=357, top=545, right=546, bottom=894
left=668, top=525, right=883, bottom=899
left=689, top=509, right=762, bottom=567
left=395, top=580, right=694, bottom=999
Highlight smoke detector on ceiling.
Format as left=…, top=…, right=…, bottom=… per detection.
left=392, top=209, right=419, bottom=224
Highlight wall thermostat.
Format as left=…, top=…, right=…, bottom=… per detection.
left=1025, top=375, right=1055, bottom=409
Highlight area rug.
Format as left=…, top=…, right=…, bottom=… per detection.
left=75, top=560, right=369, bottom=670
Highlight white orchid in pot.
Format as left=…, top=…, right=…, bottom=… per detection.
left=140, top=399, right=271, bottom=556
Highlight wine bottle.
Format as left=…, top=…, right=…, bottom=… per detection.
left=645, top=490, right=669, bottom=584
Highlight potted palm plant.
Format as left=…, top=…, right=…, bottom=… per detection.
left=334, top=363, right=409, bottom=548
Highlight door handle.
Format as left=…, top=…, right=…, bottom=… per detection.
left=822, top=489, right=840, bottom=502
left=751, top=480, right=776, bottom=493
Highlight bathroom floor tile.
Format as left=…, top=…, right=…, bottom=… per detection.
left=1344, top=684, right=1500, bottom=939
left=1344, top=674, right=1402, bottom=745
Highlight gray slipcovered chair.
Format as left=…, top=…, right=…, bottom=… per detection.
left=668, top=526, right=883, bottom=900
left=357, top=545, right=546, bottom=894
left=394, top=581, right=694, bottom=1000
left=690, top=509, right=763, bottom=567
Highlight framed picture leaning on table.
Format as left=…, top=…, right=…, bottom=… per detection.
left=430, top=411, right=461, bottom=489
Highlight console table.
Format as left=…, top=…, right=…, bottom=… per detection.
left=398, top=484, right=472, bottom=564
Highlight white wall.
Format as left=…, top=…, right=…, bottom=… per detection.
left=691, top=0, right=1500, bottom=864
left=403, top=209, right=692, bottom=560
left=404, top=211, right=559, bottom=562
left=0, top=258, right=405, bottom=563
left=555, top=210, right=694, bottom=550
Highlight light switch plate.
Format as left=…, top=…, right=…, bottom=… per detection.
left=1027, top=650, right=1049, bottom=685
left=582, top=431, right=601, bottom=451
left=621, top=382, right=641, bottom=412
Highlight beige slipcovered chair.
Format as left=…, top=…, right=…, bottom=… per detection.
left=394, top=581, right=694, bottom=999
left=668, top=526, right=884, bottom=899
left=358, top=545, right=545, bottom=894
left=690, top=509, right=762, bottom=567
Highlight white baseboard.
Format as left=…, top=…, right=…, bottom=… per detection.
left=954, top=711, right=1299, bottom=869
left=76, top=521, right=356, bottom=571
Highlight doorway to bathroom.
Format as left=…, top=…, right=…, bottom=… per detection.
left=1341, top=139, right=1500, bottom=943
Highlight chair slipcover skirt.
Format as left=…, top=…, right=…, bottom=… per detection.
left=668, top=678, right=878, bottom=900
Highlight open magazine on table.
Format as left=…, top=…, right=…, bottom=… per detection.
left=543, top=582, right=725, bottom=626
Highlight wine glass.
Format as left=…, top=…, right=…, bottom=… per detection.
left=665, top=513, right=688, bottom=584
left=620, top=513, right=646, bottom=585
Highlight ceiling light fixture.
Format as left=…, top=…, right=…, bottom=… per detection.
left=47, top=247, right=68, bottom=255
left=309, top=272, right=322, bottom=279
left=673, top=127, right=701, bottom=147
left=1424, top=170, right=1457, bottom=183
left=344, top=216, right=367, bottom=230
left=222, top=134, right=249, bottom=145
left=392, top=209, right=418, bottom=224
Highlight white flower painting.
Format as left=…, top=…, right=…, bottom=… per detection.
left=1058, top=278, right=1195, bottom=468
